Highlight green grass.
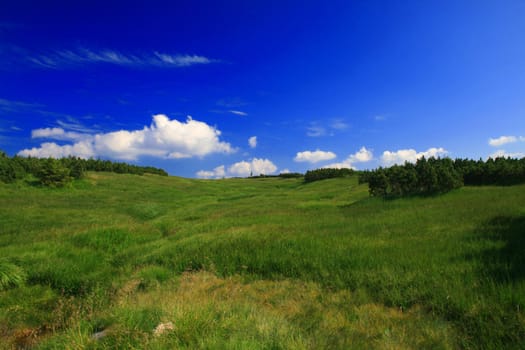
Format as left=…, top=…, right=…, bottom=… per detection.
left=0, top=259, right=27, bottom=291
left=0, top=172, right=524, bottom=349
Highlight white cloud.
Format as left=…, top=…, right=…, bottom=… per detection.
left=229, top=110, right=247, bottom=116
left=322, top=161, right=355, bottom=170
left=249, top=158, right=277, bottom=175
left=18, top=141, right=95, bottom=159
left=28, top=48, right=216, bottom=69
left=248, top=136, right=257, bottom=148
left=280, top=169, right=291, bottom=174
left=18, top=114, right=235, bottom=160
left=488, top=136, right=518, bottom=147
left=381, top=147, right=448, bottom=166
left=489, top=149, right=525, bottom=159
left=349, top=146, right=374, bottom=163
left=31, top=127, right=85, bottom=141
left=228, top=161, right=252, bottom=176
left=197, top=158, right=278, bottom=178
left=294, top=149, right=336, bottom=163
left=229, top=158, right=277, bottom=177
left=196, top=165, right=226, bottom=179
left=323, top=146, right=373, bottom=169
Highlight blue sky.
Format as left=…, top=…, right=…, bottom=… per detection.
left=1, top=1, right=524, bottom=177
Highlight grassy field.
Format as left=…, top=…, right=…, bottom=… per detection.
left=0, top=172, right=524, bottom=349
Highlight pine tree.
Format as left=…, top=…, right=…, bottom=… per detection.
left=415, top=157, right=439, bottom=194
left=37, top=158, right=71, bottom=187
left=368, top=168, right=389, bottom=197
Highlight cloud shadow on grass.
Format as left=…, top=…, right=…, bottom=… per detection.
left=474, top=215, right=525, bottom=283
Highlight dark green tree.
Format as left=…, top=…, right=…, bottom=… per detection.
left=304, top=168, right=353, bottom=183
left=434, top=158, right=463, bottom=192
left=386, top=164, right=418, bottom=196
left=415, top=157, right=439, bottom=194
left=368, top=168, right=389, bottom=197
left=37, top=158, right=72, bottom=187
left=0, top=152, right=26, bottom=183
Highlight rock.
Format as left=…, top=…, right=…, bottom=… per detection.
left=91, top=329, right=108, bottom=340
left=153, top=322, right=175, bottom=336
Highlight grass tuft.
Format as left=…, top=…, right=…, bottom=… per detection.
left=0, top=259, right=26, bottom=291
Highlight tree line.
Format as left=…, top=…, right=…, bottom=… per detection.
left=0, top=151, right=168, bottom=187
left=359, top=156, right=525, bottom=198
left=304, top=168, right=353, bottom=183
left=454, top=157, right=525, bottom=186
left=247, top=173, right=304, bottom=179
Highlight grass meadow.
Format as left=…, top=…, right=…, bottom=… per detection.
left=0, top=172, right=524, bottom=349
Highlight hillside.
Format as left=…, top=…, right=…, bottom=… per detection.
left=1, top=172, right=524, bottom=349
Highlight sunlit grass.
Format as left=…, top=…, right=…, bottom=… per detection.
left=37, top=271, right=455, bottom=349
left=0, top=172, right=524, bottom=348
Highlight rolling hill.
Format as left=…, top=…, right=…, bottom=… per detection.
left=1, top=172, right=524, bottom=349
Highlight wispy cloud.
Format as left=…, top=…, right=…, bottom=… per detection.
left=27, top=48, right=217, bottom=69
left=229, top=110, right=248, bottom=116
left=0, top=99, right=100, bottom=135
left=153, top=52, right=212, bottom=66
left=306, top=118, right=349, bottom=137
left=306, top=125, right=327, bottom=137
left=330, top=119, right=349, bottom=130
left=55, top=117, right=100, bottom=134
left=0, top=98, right=44, bottom=113
left=488, top=135, right=523, bottom=147
left=31, top=127, right=86, bottom=141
